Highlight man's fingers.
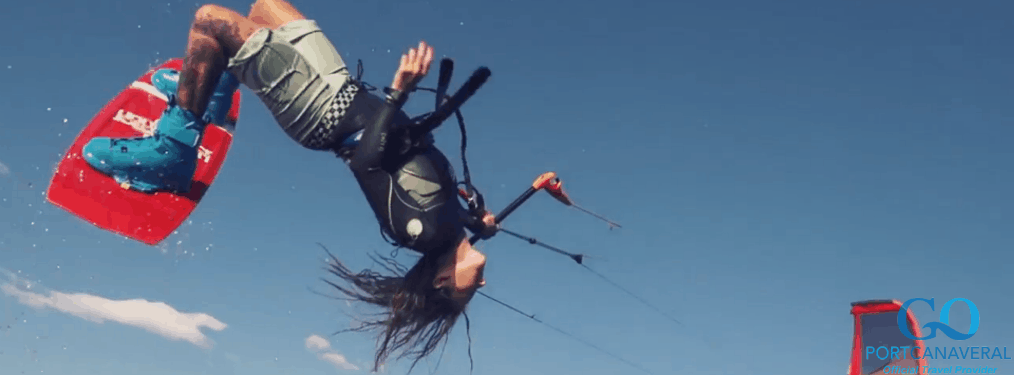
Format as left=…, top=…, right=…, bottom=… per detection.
left=418, top=51, right=429, bottom=74
left=413, top=45, right=426, bottom=67
left=413, top=46, right=430, bottom=75
left=421, top=46, right=434, bottom=75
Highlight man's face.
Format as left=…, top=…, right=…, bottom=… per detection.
left=433, top=242, right=487, bottom=306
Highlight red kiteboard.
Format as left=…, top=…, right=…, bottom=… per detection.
left=46, top=58, right=241, bottom=245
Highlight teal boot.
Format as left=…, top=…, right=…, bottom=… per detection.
left=82, top=70, right=240, bottom=193
left=151, top=68, right=239, bottom=124
left=82, top=96, right=206, bottom=193
left=204, top=71, right=240, bottom=125
left=151, top=68, right=179, bottom=97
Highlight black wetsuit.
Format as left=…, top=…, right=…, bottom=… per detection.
left=342, top=90, right=484, bottom=256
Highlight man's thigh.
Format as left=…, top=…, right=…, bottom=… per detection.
left=273, top=19, right=350, bottom=89
left=226, top=26, right=339, bottom=148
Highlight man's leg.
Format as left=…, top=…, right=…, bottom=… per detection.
left=247, top=0, right=306, bottom=29
left=151, top=0, right=316, bottom=105
left=176, top=5, right=262, bottom=116
left=239, top=0, right=395, bottom=154
left=248, top=0, right=349, bottom=81
left=81, top=5, right=262, bottom=193
left=152, top=0, right=362, bottom=152
left=234, top=0, right=368, bottom=150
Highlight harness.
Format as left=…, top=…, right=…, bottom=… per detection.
left=336, top=58, right=493, bottom=244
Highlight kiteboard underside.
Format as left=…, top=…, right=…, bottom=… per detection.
left=46, top=58, right=240, bottom=245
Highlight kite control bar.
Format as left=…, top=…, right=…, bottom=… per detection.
left=461, top=172, right=622, bottom=264
left=494, top=172, right=564, bottom=225
left=463, top=172, right=621, bottom=231
left=461, top=172, right=562, bottom=244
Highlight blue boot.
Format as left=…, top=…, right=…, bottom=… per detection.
left=204, top=71, right=240, bottom=125
left=151, top=68, right=179, bottom=97
left=81, top=70, right=240, bottom=193
left=151, top=69, right=239, bottom=124
left=82, top=95, right=206, bottom=193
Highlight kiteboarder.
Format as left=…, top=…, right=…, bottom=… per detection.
left=80, top=0, right=496, bottom=371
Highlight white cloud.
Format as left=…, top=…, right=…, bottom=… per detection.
left=321, top=352, right=360, bottom=371
left=305, top=334, right=330, bottom=351
left=0, top=160, right=8, bottom=176
left=0, top=269, right=226, bottom=349
left=305, top=334, right=359, bottom=371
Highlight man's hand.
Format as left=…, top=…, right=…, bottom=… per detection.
left=479, top=211, right=497, bottom=239
left=391, top=41, right=435, bottom=92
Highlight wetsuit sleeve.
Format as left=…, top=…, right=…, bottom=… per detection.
left=347, top=91, right=409, bottom=173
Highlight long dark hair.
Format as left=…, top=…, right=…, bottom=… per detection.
left=321, top=246, right=474, bottom=373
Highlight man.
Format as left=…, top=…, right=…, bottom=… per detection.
left=84, top=0, right=392, bottom=191
left=82, top=0, right=496, bottom=371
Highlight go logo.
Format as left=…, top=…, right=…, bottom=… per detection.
left=899, top=298, right=980, bottom=341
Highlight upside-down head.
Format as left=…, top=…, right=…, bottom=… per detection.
left=324, top=231, right=486, bottom=372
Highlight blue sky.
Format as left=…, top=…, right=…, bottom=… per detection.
left=1, top=0, right=1012, bottom=374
